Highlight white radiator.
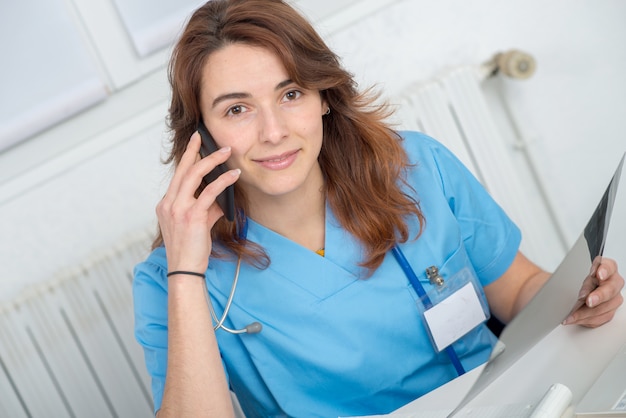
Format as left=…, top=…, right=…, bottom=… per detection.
left=0, top=228, right=246, bottom=418
left=394, top=59, right=567, bottom=269
left=0, top=230, right=154, bottom=418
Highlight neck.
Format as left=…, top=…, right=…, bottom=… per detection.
left=246, top=170, right=326, bottom=252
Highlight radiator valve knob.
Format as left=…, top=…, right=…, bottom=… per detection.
left=495, top=49, right=537, bottom=79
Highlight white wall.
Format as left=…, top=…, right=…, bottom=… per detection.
left=327, top=0, right=626, bottom=244
left=1, top=0, right=625, bottom=303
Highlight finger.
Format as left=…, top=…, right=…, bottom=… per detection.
left=196, top=167, right=241, bottom=215
left=176, top=145, right=233, bottom=203
left=578, top=310, right=619, bottom=329
left=567, top=274, right=597, bottom=317
left=596, top=258, right=618, bottom=282
left=590, top=259, right=624, bottom=302
left=577, top=274, right=598, bottom=302
left=567, top=292, right=623, bottom=328
left=587, top=270, right=624, bottom=308
left=164, top=132, right=203, bottom=199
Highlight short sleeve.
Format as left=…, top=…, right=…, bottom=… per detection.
left=132, top=247, right=169, bottom=414
left=401, top=131, right=521, bottom=286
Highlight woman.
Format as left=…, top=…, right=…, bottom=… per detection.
left=133, top=1, right=624, bottom=417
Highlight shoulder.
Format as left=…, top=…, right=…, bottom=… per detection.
left=396, top=130, right=473, bottom=192
left=398, top=130, right=463, bottom=169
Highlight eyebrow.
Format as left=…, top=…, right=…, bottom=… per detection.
left=211, top=79, right=295, bottom=108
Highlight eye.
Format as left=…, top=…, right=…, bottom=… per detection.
left=283, top=90, right=302, bottom=101
left=226, top=104, right=247, bottom=116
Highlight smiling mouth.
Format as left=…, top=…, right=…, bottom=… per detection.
left=256, top=150, right=298, bottom=162
left=254, top=150, right=299, bottom=169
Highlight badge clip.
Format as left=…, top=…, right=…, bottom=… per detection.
left=426, top=265, right=444, bottom=286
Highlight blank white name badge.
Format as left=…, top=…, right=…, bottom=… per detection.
left=423, top=282, right=487, bottom=352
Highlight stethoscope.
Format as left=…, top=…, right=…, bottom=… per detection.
left=205, top=215, right=263, bottom=334
left=206, top=218, right=466, bottom=376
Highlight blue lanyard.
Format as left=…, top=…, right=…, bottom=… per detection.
left=391, top=246, right=466, bottom=377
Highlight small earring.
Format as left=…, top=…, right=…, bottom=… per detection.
left=324, top=107, right=331, bottom=116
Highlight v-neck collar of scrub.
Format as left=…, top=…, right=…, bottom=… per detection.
left=243, top=203, right=369, bottom=297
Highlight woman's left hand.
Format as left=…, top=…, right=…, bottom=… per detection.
left=563, top=257, right=624, bottom=327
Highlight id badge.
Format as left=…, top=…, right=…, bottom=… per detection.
left=420, top=267, right=489, bottom=352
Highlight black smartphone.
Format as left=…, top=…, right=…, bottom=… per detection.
left=197, top=121, right=236, bottom=221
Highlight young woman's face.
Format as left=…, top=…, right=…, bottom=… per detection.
left=199, top=43, right=327, bottom=205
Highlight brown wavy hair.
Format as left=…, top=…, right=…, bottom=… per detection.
left=154, top=0, right=425, bottom=273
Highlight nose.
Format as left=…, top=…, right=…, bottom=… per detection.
left=259, top=106, right=288, bottom=144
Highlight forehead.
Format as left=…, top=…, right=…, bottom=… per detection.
left=201, top=44, right=289, bottom=96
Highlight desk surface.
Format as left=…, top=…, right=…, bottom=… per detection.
left=392, top=293, right=626, bottom=416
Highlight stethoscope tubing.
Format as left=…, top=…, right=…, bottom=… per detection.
left=205, top=255, right=263, bottom=334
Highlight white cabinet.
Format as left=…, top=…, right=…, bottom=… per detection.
left=0, top=0, right=210, bottom=156
left=111, top=0, right=207, bottom=57
left=0, top=0, right=107, bottom=152
left=69, top=0, right=203, bottom=89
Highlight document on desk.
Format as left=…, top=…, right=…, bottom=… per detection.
left=450, top=153, right=625, bottom=417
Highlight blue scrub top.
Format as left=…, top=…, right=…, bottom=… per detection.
left=133, top=131, right=521, bottom=417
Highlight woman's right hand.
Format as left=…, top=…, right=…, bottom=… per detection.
left=156, top=131, right=240, bottom=274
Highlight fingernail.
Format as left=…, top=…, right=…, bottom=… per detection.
left=587, top=295, right=597, bottom=308
left=219, top=146, right=231, bottom=153
left=231, top=168, right=241, bottom=177
left=597, top=268, right=606, bottom=281
left=563, top=315, right=573, bottom=325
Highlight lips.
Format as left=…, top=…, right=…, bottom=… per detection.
left=254, top=149, right=300, bottom=170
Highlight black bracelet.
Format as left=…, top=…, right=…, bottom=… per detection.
left=166, top=270, right=206, bottom=279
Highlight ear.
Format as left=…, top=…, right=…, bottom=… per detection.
left=321, top=100, right=330, bottom=116
left=320, top=93, right=329, bottom=116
